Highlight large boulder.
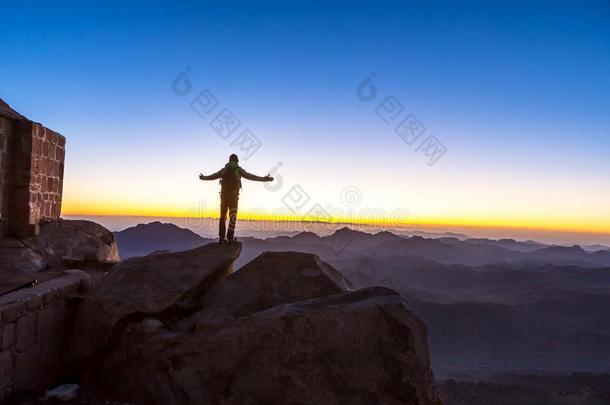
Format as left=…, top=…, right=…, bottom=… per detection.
left=24, top=219, right=120, bottom=268
left=68, top=242, right=241, bottom=361
left=88, top=287, right=441, bottom=405
left=191, top=251, right=353, bottom=320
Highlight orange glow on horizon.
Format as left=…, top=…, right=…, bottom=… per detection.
left=61, top=203, right=610, bottom=237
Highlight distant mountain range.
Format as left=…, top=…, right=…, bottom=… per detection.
left=113, top=222, right=610, bottom=375
left=234, top=227, right=610, bottom=268
left=115, top=222, right=610, bottom=267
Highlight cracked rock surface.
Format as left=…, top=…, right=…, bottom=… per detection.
left=70, top=246, right=440, bottom=404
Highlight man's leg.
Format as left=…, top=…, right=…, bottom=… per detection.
left=226, top=195, right=239, bottom=241
left=219, top=197, right=229, bottom=241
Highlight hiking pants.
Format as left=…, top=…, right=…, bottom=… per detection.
left=219, top=193, right=239, bottom=240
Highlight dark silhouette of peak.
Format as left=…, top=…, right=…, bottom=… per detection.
left=292, top=231, right=320, bottom=241
left=372, top=230, right=404, bottom=241
left=317, top=227, right=407, bottom=253
left=133, top=221, right=177, bottom=230
left=119, top=221, right=199, bottom=238
left=328, top=226, right=367, bottom=237
left=114, top=222, right=213, bottom=258
left=373, top=230, right=394, bottom=237
left=264, top=231, right=320, bottom=244
left=324, top=228, right=404, bottom=243
left=323, top=228, right=369, bottom=244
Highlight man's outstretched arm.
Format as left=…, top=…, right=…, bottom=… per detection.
left=199, top=169, right=223, bottom=181
left=240, top=168, right=273, bottom=182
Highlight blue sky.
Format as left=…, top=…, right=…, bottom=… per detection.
left=1, top=1, right=609, bottom=238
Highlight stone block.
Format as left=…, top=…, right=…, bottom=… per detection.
left=1, top=118, right=13, bottom=136
left=1, top=323, right=15, bottom=350
left=0, top=349, right=13, bottom=397
left=54, top=302, right=68, bottom=342
left=0, top=349, right=13, bottom=376
left=0, top=157, right=9, bottom=171
left=32, top=137, right=42, bottom=155
left=36, top=306, right=58, bottom=343
left=16, top=314, right=35, bottom=352
left=14, top=343, right=48, bottom=392
left=0, top=376, right=10, bottom=399
left=57, top=281, right=79, bottom=297
left=18, top=136, right=31, bottom=154
left=42, top=289, right=60, bottom=307
left=1, top=303, right=25, bottom=323
left=25, top=294, right=43, bottom=311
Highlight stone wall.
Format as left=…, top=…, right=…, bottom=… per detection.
left=30, top=123, right=65, bottom=221
left=11, top=122, right=66, bottom=237
left=0, top=99, right=65, bottom=238
left=0, top=271, right=90, bottom=397
left=0, top=117, right=15, bottom=236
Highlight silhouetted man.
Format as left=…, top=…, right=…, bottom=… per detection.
left=199, top=154, right=273, bottom=243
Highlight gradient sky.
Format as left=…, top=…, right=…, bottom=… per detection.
left=1, top=1, right=609, bottom=238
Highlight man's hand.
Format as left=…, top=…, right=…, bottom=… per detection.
left=264, top=174, right=274, bottom=182
left=199, top=173, right=205, bottom=180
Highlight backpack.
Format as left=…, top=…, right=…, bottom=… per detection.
left=220, top=166, right=241, bottom=194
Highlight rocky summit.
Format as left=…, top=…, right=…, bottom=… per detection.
left=0, top=220, right=441, bottom=404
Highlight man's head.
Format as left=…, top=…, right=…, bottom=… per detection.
left=229, top=154, right=239, bottom=162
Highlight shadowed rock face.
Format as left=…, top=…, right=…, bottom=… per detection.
left=90, top=287, right=441, bottom=405
left=69, top=242, right=242, bottom=361
left=0, top=239, right=45, bottom=275
left=66, top=245, right=439, bottom=404
left=0, top=240, right=40, bottom=294
left=191, top=250, right=354, bottom=320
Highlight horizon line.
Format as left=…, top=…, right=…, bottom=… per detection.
left=62, top=213, right=610, bottom=238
